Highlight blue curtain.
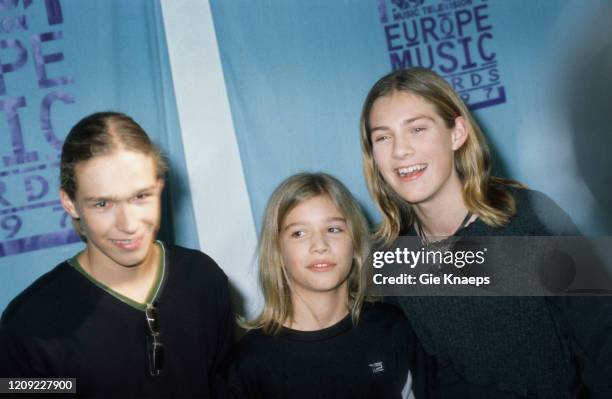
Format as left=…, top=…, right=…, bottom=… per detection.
left=210, top=0, right=612, bottom=235
left=0, top=0, right=196, bottom=312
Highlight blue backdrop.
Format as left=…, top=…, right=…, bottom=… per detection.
left=2, top=0, right=611, bottom=313
left=210, top=0, right=612, bottom=235
left=0, top=0, right=196, bottom=311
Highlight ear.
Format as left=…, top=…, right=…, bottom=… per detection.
left=451, top=116, right=468, bottom=151
left=60, top=189, right=80, bottom=219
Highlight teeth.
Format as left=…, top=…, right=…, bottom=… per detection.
left=313, top=263, right=329, bottom=268
left=113, top=239, right=133, bottom=244
left=398, top=164, right=426, bottom=176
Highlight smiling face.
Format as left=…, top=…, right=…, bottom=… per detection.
left=369, top=91, right=467, bottom=206
left=279, top=195, right=353, bottom=299
left=60, top=149, right=163, bottom=271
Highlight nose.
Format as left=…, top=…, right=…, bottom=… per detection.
left=310, top=232, right=330, bottom=254
left=115, top=204, right=138, bottom=234
left=392, top=132, right=414, bottom=159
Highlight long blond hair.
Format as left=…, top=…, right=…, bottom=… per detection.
left=360, top=68, right=523, bottom=246
left=245, top=173, right=371, bottom=335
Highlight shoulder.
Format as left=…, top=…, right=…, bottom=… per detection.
left=238, top=329, right=274, bottom=349
left=504, top=187, right=579, bottom=235
left=358, top=302, right=425, bottom=369
left=1, top=261, right=75, bottom=330
left=162, top=244, right=231, bottom=311
left=358, top=301, right=411, bottom=334
left=510, top=187, right=559, bottom=211
left=232, top=329, right=278, bottom=367
left=163, top=243, right=228, bottom=285
left=228, top=329, right=279, bottom=396
left=361, top=301, right=407, bottom=321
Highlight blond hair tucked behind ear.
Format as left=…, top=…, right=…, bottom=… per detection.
left=360, top=68, right=524, bottom=247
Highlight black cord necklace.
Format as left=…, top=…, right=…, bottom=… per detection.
left=415, top=211, right=473, bottom=272
left=415, top=211, right=473, bottom=246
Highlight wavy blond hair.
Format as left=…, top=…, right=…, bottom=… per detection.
left=360, top=68, right=523, bottom=246
left=245, top=173, right=371, bottom=335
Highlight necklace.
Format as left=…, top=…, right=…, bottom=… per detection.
left=414, top=211, right=472, bottom=272
left=415, top=211, right=472, bottom=245
left=415, top=211, right=473, bottom=272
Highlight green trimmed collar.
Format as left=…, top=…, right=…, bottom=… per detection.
left=68, top=241, right=166, bottom=311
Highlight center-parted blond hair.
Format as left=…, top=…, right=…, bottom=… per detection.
left=360, top=68, right=523, bottom=246
left=246, top=172, right=371, bottom=335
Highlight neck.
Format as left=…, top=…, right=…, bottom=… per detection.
left=413, top=172, right=469, bottom=239
left=288, top=285, right=350, bottom=331
left=78, top=242, right=160, bottom=302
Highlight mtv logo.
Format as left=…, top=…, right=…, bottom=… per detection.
left=392, top=0, right=425, bottom=10
left=377, top=0, right=426, bottom=23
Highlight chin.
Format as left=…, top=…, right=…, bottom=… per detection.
left=110, top=247, right=152, bottom=268
left=311, top=279, right=348, bottom=293
left=113, top=255, right=148, bottom=268
left=391, top=187, right=429, bottom=205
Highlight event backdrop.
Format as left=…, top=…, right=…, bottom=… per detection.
left=0, top=0, right=197, bottom=310
left=1, top=0, right=611, bottom=314
left=208, top=0, right=612, bottom=234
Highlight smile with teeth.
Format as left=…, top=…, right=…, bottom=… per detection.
left=396, top=163, right=427, bottom=177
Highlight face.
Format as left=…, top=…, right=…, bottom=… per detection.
left=279, top=195, right=353, bottom=298
left=60, top=150, right=163, bottom=270
left=369, top=91, right=467, bottom=206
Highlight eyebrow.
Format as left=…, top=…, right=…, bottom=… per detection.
left=83, top=185, right=158, bottom=203
left=369, top=115, right=435, bottom=133
left=282, top=216, right=347, bottom=232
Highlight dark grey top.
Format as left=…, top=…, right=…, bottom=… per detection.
left=393, top=188, right=611, bottom=398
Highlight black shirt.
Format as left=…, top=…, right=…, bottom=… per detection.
left=229, top=302, right=431, bottom=399
left=0, top=243, right=232, bottom=398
